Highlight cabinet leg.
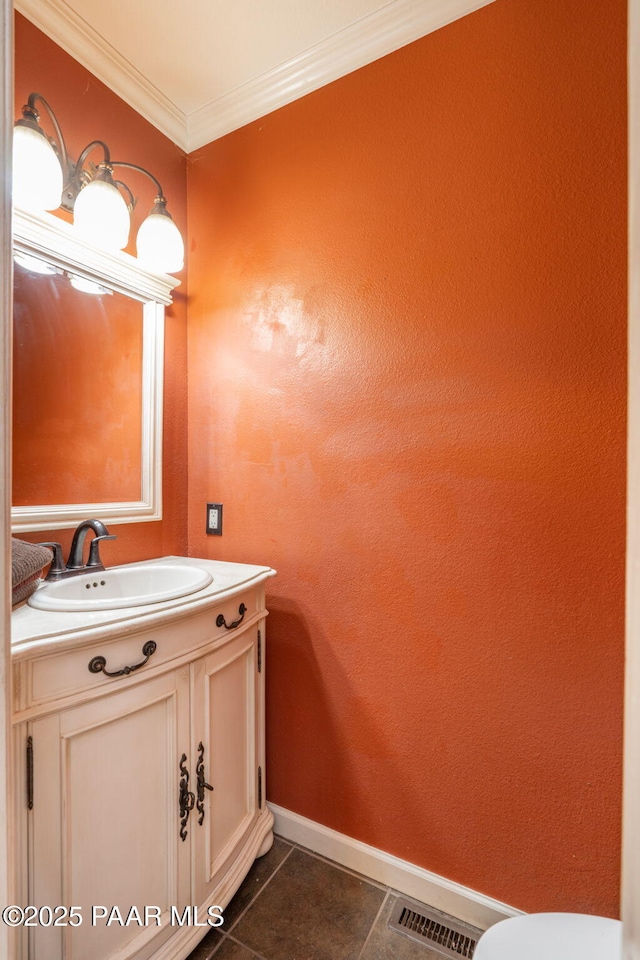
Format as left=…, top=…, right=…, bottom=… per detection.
left=256, top=830, right=274, bottom=858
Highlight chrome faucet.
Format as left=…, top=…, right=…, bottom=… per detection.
left=39, top=519, right=117, bottom=581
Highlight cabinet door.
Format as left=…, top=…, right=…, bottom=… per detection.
left=191, top=628, right=259, bottom=907
left=28, top=668, right=191, bottom=960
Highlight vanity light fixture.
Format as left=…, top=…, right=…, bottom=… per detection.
left=12, top=93, right=184, bottom=274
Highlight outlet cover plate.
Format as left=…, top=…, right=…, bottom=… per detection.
left=206, top=503, right=223, bottom=535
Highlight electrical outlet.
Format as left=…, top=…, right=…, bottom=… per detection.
left=206, top=503, right=223, bottom=535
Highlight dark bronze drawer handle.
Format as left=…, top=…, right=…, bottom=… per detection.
left=88, top=640, right=157, bottom=678
left=216, top=603, right=247, bottom=630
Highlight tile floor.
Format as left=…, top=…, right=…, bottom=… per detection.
left=185, top=836, right=482, bottom=960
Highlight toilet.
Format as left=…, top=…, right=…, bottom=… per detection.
left=473, top=912, right=622, bottom=960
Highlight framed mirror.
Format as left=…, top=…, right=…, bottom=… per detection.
left=11, top=208, right=179, bottom=533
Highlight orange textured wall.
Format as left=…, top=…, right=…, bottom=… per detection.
left=14, top=13, right=188, bottom=562
left=187, top=0, right=626, bottom=916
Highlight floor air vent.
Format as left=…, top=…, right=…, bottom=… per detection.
left=388, top=898, right=479, bottom=958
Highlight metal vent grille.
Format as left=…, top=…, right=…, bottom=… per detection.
left=388, top=898, right=479, bottom=959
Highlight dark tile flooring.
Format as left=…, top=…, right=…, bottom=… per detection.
left=186, top=837, right=481, bottom=960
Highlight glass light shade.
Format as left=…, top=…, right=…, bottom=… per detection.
left=73, top=178, right=130, bottom=251
left=14, top=252, right=59, bottom=275
left=137, top=207, right=184, bottom=274
left=68, top=274, right=111, bottom=295
left=13, top=124, right=63, bottom=211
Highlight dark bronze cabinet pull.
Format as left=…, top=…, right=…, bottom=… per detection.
left=179, top=753, right=195, bottom=841
left=26, top=736, right=34, bottom=810
left=196, top=741, right=214, bottom=825
left=88, top=640, right=157, bottom=678
left=216, top=603, right=247, bottom=630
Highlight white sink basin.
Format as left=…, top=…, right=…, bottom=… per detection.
left=28, top=563, right=213, bottom=612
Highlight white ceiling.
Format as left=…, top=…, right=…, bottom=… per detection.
left=15, top=0, right=494, bottom=152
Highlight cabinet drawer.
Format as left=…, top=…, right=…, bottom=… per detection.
left=15, top=587, right=261, bottom=715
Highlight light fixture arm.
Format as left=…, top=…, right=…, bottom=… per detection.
left=20, top=92, right=69, bottom=175
left=64, top=140, right=113, bottom=210
left=109, top=161, right=165, bottom=201
left=113, top=179, right=135, bottom=211
left=65, top=143, right=135, bottom=218
left=74, top=139, right=111, bottom=176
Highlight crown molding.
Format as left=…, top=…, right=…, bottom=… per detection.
left=14, top=0, right=188, bottom=149
left=187, top=0, right=495, bottom=151
left=15, top=0, right=495, bottom=153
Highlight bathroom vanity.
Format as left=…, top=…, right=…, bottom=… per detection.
left=11, top=556, right=275, bottom=960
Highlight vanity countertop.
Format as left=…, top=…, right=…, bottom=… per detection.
left=11, top=555, right=276, bottom=656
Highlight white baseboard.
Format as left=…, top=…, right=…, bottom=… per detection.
left=269, top=803, right=522, bottom=931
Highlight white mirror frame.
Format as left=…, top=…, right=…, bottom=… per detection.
left=11, top=207, right=179, bottom=533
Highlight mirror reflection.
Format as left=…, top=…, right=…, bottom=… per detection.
left=13, top=258, right=144, bottom=509
left=11, top=206, right=176, bottom=533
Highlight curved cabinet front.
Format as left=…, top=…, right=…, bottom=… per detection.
left=11, top=558, right=275, bottom=960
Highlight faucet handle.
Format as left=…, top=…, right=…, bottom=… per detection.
left=87, top=534, right=117, bottom=570
left=36, top=542, right=66, bottom=580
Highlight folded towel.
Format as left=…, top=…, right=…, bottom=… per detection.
left=11, top=538, right=53, bottom=606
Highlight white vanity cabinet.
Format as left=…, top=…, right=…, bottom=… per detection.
left=26, top=667, right=193, bottom=960
left=191, top=628, right=262, bottom=910
left=11, top=558, right=275, bottom=960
